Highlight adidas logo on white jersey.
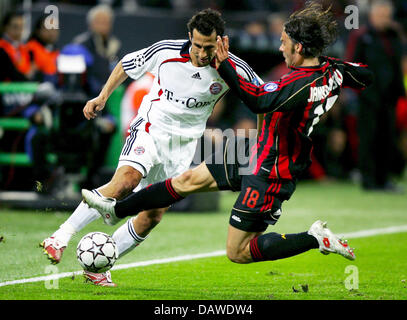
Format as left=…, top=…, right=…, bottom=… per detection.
left=191, top=72, right=201, bottom=80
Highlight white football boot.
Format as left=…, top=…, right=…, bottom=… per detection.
left=308, top=220, right=355, bottom=260
left=83, top=270, right=116, bottom=287
left=81, top=189, right=120, bottom=226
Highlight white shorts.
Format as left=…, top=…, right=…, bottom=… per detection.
left=117, top=117, right=197, bottom=191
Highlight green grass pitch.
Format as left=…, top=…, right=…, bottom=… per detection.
left=0, top=177, right=406, bottom=301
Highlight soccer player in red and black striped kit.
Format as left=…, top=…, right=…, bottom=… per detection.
left=83, top=3, right=373, bottom=268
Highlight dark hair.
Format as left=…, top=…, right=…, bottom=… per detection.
left=29, top=16, right=47, bottom=40
left=284, top=1, right=338, bottom=58
left=1, top=12, right=23, bottom=31
left=187, top=8, right=225, bottom=37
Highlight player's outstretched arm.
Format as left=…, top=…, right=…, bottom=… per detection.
left=83, top=61, right=128, bottom=120
left=342, top=61, right=374, bottom=90
left=324, top=57, right=374, bottom=90
left=215, top=36, right=284, bottom=114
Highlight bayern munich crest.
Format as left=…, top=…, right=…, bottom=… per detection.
left=209, top=82, right=223, bottom=95
left=134, top=146, right=145, bottom=155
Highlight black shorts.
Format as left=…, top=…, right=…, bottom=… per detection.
left=231, top=175, right=296, bottom=232
left=206, top=136, right=255, bottom=192
left=206, top=137, right=296, bottom=233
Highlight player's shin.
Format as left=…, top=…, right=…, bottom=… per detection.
left=112, top=217, right=148, bottom=258
left=115, top=178, right=184, bottom=218
left=249, top=232, right=319, bottom=262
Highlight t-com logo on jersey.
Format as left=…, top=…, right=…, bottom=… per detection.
left=164, top=89, right=214, bottom=108
left=186, top=97, right=214, bottom=108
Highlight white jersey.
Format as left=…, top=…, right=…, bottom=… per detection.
left=121, top=39, right=262, bottom=138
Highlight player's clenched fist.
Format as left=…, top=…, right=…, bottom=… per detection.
left=83, top=96, right=106, bottom=120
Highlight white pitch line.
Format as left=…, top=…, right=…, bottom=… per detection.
left=111, top=250, right=226, bottom=271
left=1, top=225, right=407, bottom=288
left=0, top=271, right=84, bottom=288
left=340, top=224, right=407, bottom=239
left=0, top=250, right=226, bottom=288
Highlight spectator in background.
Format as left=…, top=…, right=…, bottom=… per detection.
left=0, top=12, right=32, bottom=81
left=0, top=14, right=59, bottom=191
left=346, top=0, right=405, bottom=192
left=73, top=4, right=122, bottom=95
left=72, top=4, right=119, bottom=188
left=0, top=12, right=30, bottom=119
left=24, top=16, right=61, bottom=192
left=26, top=16, right=60, bottom=84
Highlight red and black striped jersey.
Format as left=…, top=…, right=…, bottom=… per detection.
left=217, top=56, right=373, bottom=180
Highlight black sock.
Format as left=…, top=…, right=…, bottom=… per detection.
left=249, top=232, right=319, bottom=262
left=115, top=178, right=184, bottom=218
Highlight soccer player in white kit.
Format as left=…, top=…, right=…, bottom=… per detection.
left=40, top=9, right=262, bottom=286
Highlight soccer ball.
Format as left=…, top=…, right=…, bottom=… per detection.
left=76, top=232, right=118, bottom=273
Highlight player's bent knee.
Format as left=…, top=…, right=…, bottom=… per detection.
left=226, top=248, right=250, bottom=264
left=108, top=180, right=135, bottom=199
left=173, top=169, right=195, bottom=194
left=147, top=209, right=165, bottom=225
left=142, top=208, right=167, bottom=226
left=180, top=169, right=193, bottom=184
left=226, top=251, right=246, bottom=264
left=107, top=168, right=142, bottom=199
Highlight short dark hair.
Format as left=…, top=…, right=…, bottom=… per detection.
left=1, top=12, right=23, bottom=29
left=284, top=1, right=338, bottom=58
left=187, top=8, right=225, bottom=37
left=29, top=16, right=47, bottom=40
left=1, top=12, right=23, bottom=36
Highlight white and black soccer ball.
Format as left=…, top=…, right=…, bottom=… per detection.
left=76, top=232, right=118, bottom=273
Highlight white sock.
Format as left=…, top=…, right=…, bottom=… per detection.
left=51, top=221, right=76, bottom=246
left=52, top=197, right=101, bottom=245
left=112, top=217, right=147, bottom=258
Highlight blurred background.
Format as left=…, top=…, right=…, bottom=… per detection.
left=0, top=0, right=406, bottom=211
